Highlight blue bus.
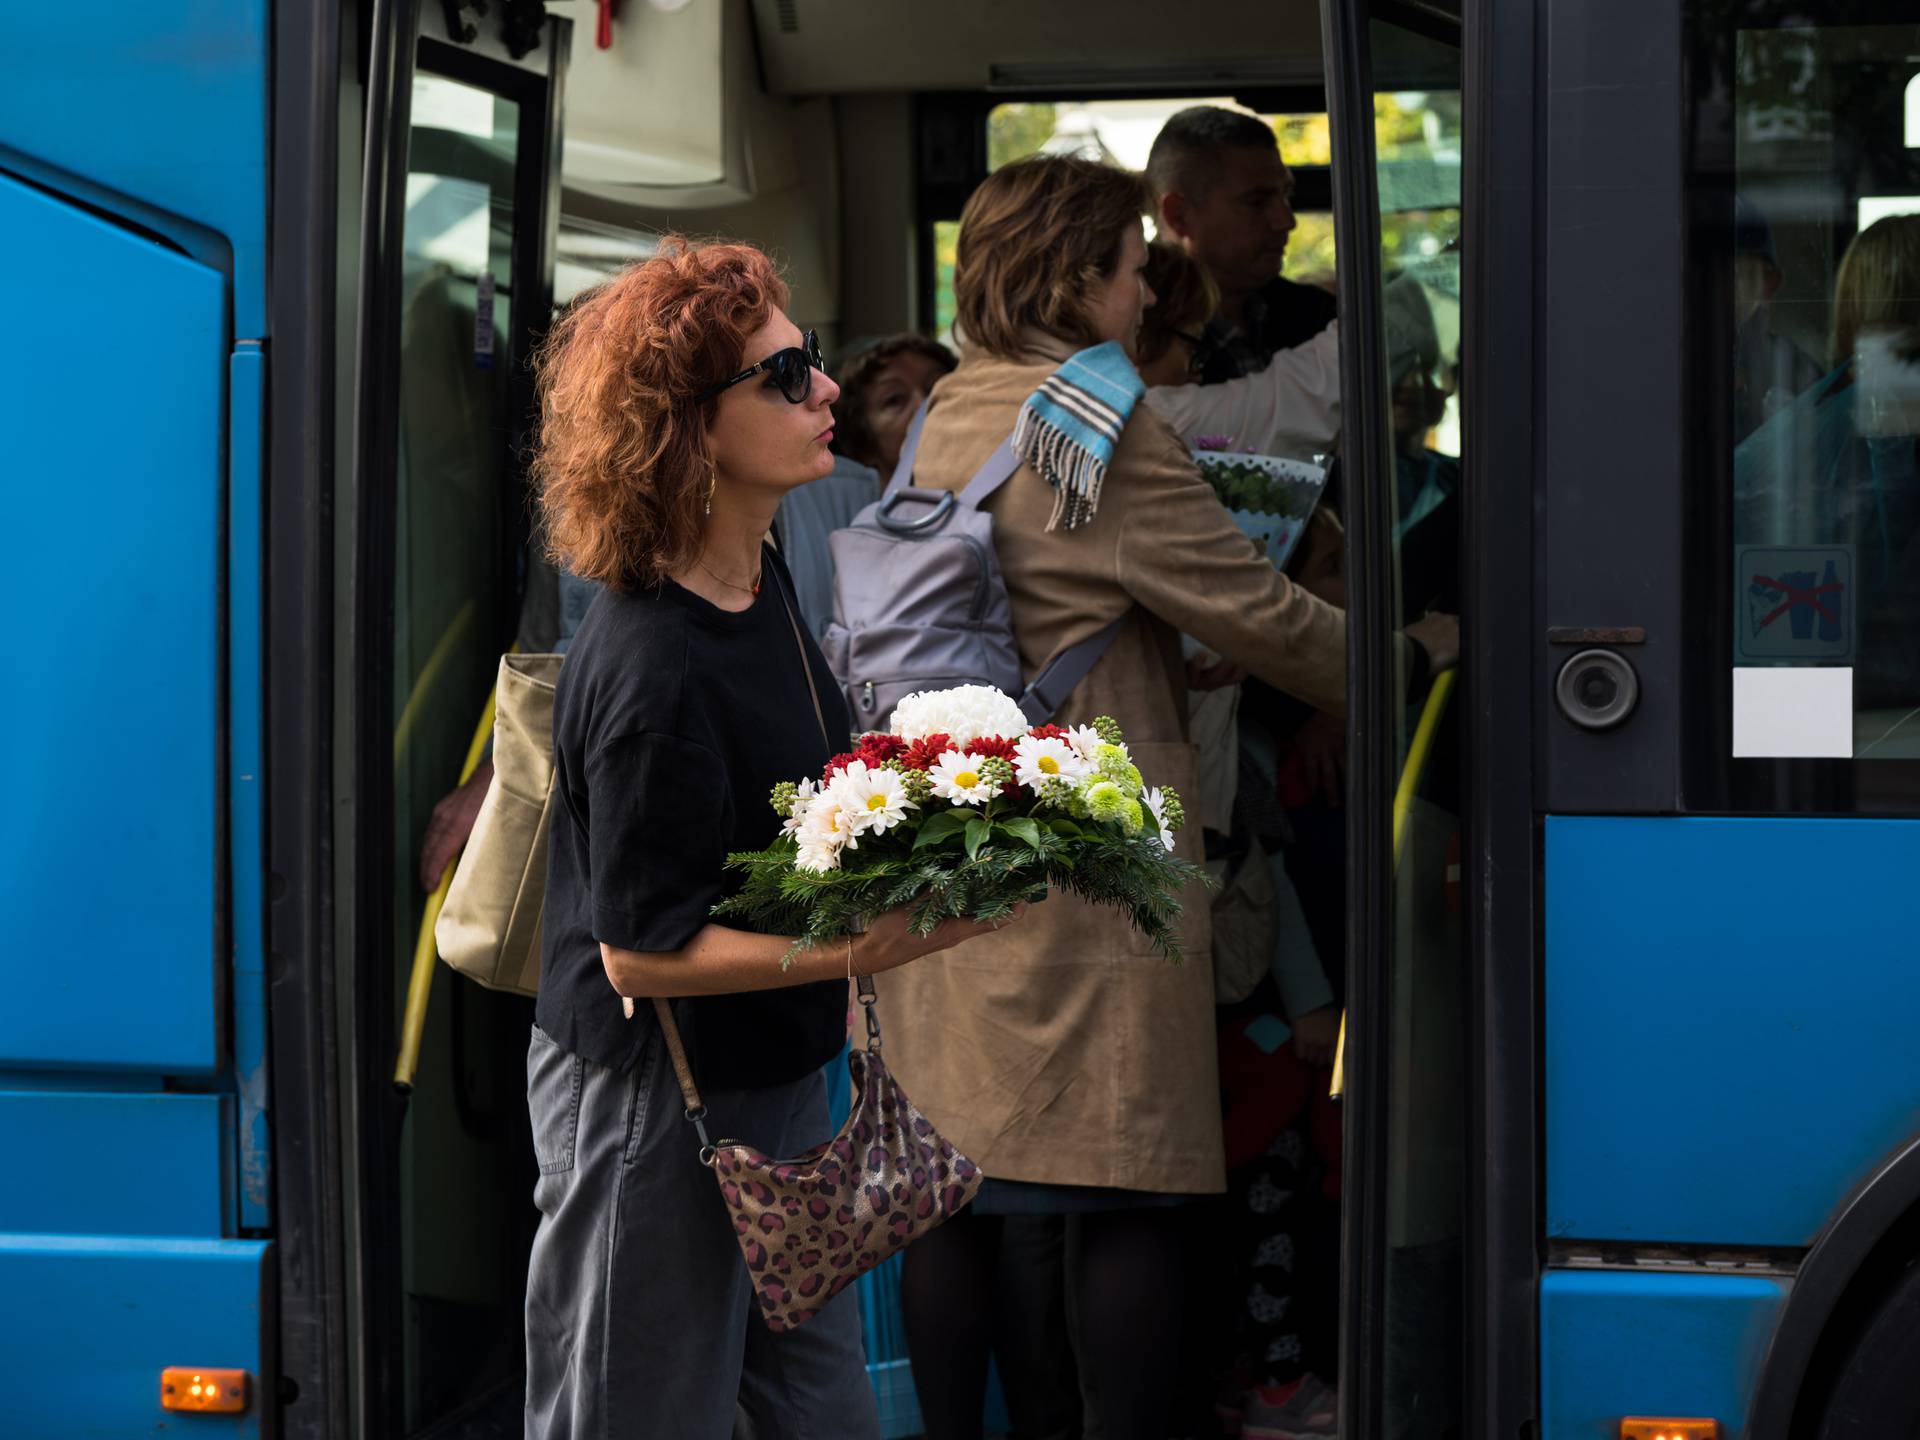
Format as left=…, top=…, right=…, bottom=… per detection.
left=5, top=0, right=1920, bottom=1435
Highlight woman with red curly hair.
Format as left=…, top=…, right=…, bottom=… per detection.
left=523, top=238, right=1018, bottom=1438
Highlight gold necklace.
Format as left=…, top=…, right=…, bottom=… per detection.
left=697, top=557, right=761, bottom=597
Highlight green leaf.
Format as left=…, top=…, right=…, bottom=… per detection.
left=913, top=808, right=975, bottom=850
left=964, top=817, right=990, bottom=860
left=999, top=817, right=1044, bottom=850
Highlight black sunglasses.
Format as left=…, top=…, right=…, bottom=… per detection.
left=693, top=330, right=824, bottom=405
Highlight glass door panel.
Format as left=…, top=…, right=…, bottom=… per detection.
left=390, top=63, right=529, bottom=1435
left=1328, top=7, right=1468, bottom=1436
left=1375, top=39, right=1467, bottom=1440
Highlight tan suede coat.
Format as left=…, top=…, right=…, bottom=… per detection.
left=876, top=337, right=1348, bottom=1195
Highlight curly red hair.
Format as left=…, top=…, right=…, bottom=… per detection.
left=532, top=236, right=790, bottom=590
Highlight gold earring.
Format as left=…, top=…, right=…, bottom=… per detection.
left=705, top=465, right=716, bottom=518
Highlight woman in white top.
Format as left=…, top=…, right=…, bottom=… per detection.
left=1135, top=240, right=1341, bottom=459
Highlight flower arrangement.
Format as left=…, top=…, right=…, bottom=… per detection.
left=712, top=685, right=1206, bottom=964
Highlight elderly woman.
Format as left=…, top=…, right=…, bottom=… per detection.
left=523, top=238, right=1019, bottom=1440
left=884, top=158, right=1456, bottom=1440
left=834, top=333, right=958, bottom=477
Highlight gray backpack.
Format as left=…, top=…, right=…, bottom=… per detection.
left=820, top=405, right=1122, bottom=730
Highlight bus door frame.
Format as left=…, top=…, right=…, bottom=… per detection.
left=1319, top=0, right=1542, bottom=1435
left=338, top=0, right=568, bottom=1432
left=267, top=0, right=364, bottom=1435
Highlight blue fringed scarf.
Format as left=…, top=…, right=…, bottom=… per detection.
left=1012, top=340, right=1145, bottom=531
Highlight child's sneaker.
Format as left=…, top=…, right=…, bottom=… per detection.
left=1240, top=1374, right=1337, bottom=1439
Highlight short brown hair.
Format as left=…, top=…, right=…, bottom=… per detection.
left=1831, top=214, right=1920, bottom=369
left=953, top=156, right=1153, bottom=359
left=832, top=334, right=957, bottom=470
left=1136, top=241, right=1218, bottom=367
left=532, top=236, right=789, bottom=591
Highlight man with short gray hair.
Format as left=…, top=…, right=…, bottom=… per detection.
left=1146, top=105, right=1337, bottom=384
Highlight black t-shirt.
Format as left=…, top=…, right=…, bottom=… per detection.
left=537, top=544, right=853, bottom=1089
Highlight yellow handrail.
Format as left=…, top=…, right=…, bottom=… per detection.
left=393, top=598, right=476, bottom=767
left=394, top=679, right=500, bottom=1092
left=1329, top=666, right=1458, bottom=1098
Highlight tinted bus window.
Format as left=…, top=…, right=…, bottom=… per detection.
left=1698, top=10, right=1920, bottom=786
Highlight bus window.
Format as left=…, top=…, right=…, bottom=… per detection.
left=927, top=100, right=1340, bottom=337
left=1700, top=12, right=1920, bottom=788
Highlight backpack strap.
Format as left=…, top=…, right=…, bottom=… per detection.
left=1017, top=614, right=1127, bottom=725
left=886, top=402, right=1024, bottom=509
left=957, top=441, right=1023, bottom=507
left=884, top=400, right=932, bottom=496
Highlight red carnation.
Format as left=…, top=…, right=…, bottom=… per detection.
left=1028, top=723, right=1068, bottom=741
left=855, top=732, right=908, bottom=767
left=962, top=735, right=1017, bottom=763
left=899, top=734, right=955, bottom=772
left=822, top=752, right=859, bottom=784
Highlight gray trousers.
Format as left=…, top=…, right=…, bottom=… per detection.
left=525, top=1023, right=881, bottom=1440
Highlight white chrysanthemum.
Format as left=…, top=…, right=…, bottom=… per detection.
left=838, top=761, right=917, bottom=835
left=1013, top=734, right=1085, bottom=790
left=780, top=777, right=819, bottom=840
left=801, top=779, right=861, bottom=852
left=889, top=684, right=1029, bottom=746
left=928, top=749, right=997, bottom=806
left=794, top=835, right=842, bottom=873
left=1062, top=724, right=1105, bottom=761
left=1143, top=787, right=1177, bottom=851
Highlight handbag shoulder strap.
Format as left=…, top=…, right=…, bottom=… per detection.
left=650, top=996, right=709, bottom=1118
left=768, top=550, right=833, bottom=750
left=640, top=547, right=832, bottom=1161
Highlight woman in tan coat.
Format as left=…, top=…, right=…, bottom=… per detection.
left=886, top=157, right=1456, bottom=1439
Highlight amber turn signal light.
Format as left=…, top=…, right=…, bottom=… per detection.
left=1620, top=1421, right=1719, bottom=1440
left=160, top=1368, right=249, bottom=1414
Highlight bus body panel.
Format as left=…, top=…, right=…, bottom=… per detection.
left=1546, top=816, right=1920, bottom=1245
left=0, top=1, right=268, bottom=334
left=0, top=1090, right=231, bottom=1236
left=1541, top=1269, right=1788, bottom=1437
left=0, top=1234, right=269, bottom=1438
left=229, top=345, right=270, bottom=1231
left=0, top=171, right=225, bottom=1076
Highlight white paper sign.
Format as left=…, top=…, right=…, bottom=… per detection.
left=1732, top=667, right=1853, bottom=758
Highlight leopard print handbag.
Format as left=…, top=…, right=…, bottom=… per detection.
left=649, top=983, right=984, bottom=1331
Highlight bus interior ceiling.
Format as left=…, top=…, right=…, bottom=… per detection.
left=555, top=0, right=1330, bottom=343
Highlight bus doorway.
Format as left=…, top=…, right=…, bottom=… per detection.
left=336, top=2, right=1480, bottom=1435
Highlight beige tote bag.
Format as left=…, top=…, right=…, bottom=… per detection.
left=436, top=653, right=564, bottom=997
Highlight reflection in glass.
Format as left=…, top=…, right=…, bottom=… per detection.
left=1728, top=23, right=1920, bottom=756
